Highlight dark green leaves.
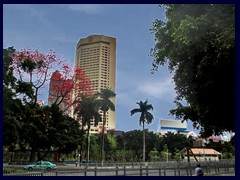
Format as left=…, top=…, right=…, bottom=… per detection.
left=150, top=4, right=235, bottom=137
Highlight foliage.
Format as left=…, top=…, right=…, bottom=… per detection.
left=122, top=130, right=143, bottom=159
left=96, top=88, right=116, bottom=113
left=116, top=130, right=162, bottom=161
left=74, top=94, right=102, bottom=161
left=130, top=100, right=154, bottom=127
left=148, top=147, right=160, bottom=162
left=3, top=47, right=16, bottom=87
left=150, top=4, right=235, bottom=137
left=89, top=135, right=101, bottom=161
left=221, top=149, right=234, bottom=159
left=162, top=132, right=192, bottom=159
left=173, top=148, right=181, bottom=161
left=74, top=94, right=102, bottom=129
left=3, top=47, right=25, bottom=148
left=160, top=144, right=169, bottom=161
left=49, top=68, right=93, bottom=112
left=46, top=105, right=84, bottom=154
left=205, top=140, right=235, bottom=159
left=3, top=47, right=85, bottom=161
left=115, top=150, right=135, bottom=162
left=105, top=135, right=117, bottom=161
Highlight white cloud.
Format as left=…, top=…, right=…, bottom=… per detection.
left=65, top=4, right=105, bottom=14
left=137, top=76, right=176, bottom=100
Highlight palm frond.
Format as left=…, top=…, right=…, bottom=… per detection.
left=130, top=100, right=154, bottom=127
left=130, top=108, right=142, bottom=116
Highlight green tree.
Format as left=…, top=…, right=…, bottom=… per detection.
left=89, top=135, right=101, bottom=161
left=160, top=144, right=169, bottom=162
left=74, top=94, right=101, bottom=162
left=173, top=148, right=181, bottom=161
left=150, top=4, right=235, bottom=137
left=205, top=139, right=235, bottom=159
left=3, top=47, right=85, bottom=161
left=17, top=104, right=84, bottom=161
left=106, top=135, right=117, bottom=161
left=96, top=88, right=116, bottom=165
left=115, top=130, right=162, bottom=162
left=45, top=105, right=84, bottom=161
left=3, top=47, right=29, bottom=151
left=162, top=132, right=191, bottom=159
left=130, top=100, right=154, bottom=162
left=121, top=130, right=143, bottom=161
left=149, top=147, right=159, bottom=162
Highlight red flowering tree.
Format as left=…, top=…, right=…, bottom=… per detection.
left=11, top=48, right=93, bottom=110
left=11, top=49, right=64, bottom=104
left=49, top=67, right=93, bottom=113
left=8, top=48, right=93, bottom=161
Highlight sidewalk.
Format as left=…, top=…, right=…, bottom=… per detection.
left=206, top=171, right=235, bottom=176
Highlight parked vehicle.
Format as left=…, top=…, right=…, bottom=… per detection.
left=24, top=161, right=57, bottom=171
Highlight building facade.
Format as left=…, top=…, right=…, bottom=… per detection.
left=158, top=119, right=189, bottom=136
left=180, top=148, right=222, bottom=162
left=75, top=35, right=116, bottom=134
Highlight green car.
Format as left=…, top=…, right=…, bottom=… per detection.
left=24, top=161, right=57, bottom=171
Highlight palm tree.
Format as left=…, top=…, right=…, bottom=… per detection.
left=130, top=100, right=154, bottom=163
left=96, top=88, right=116, bottom=165
left=74, top=94, right=101, bottom=162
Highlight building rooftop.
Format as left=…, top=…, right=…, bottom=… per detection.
left=180, top=148, right=221, bottom=155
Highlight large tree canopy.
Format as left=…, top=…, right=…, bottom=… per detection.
left=3, top=47, right=85, bottom=161
left=150, top=4, right=235, bottom=137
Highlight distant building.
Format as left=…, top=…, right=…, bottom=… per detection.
left=75, top=35, right=116, bottom=134
left=180, top=148, right=222, bottom=162
left=158, top=119, right=189, bottom=136
left=107, top=129, right=124, bottom=137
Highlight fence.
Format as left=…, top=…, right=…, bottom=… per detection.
left=3, top=159, right=235, bottom=176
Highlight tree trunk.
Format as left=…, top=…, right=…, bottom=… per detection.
left=37, top=151, right=41, bottom=161
left=143, top=122, right=145, bottom=163
left=101, top=111, right=106, bottom=166
left=87, top=124, right=90, bottom=162
left=30, top=148, right=36, bottom=162
left=39, top=148, right=50, bottom=161
left=79, top=144, right=83, bottom=163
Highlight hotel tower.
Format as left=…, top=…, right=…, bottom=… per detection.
left=75, top=35, right=116, bottom=134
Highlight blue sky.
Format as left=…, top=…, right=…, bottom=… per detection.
left=3, top=4, right=196, bottom=133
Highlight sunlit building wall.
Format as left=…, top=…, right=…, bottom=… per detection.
left=75, top=34, right=116, bottom=134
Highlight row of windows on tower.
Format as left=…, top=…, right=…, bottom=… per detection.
left=80, top=46, right=100, bottom=52
left=79, top=45, right=109, bottom=54
left=79, top=58, right=99, bottom=65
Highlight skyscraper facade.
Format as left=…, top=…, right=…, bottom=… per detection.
left=75, top=35, right=116, bottom=134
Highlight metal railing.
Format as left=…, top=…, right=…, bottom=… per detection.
left=3, top=159, right=235, bottom=176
